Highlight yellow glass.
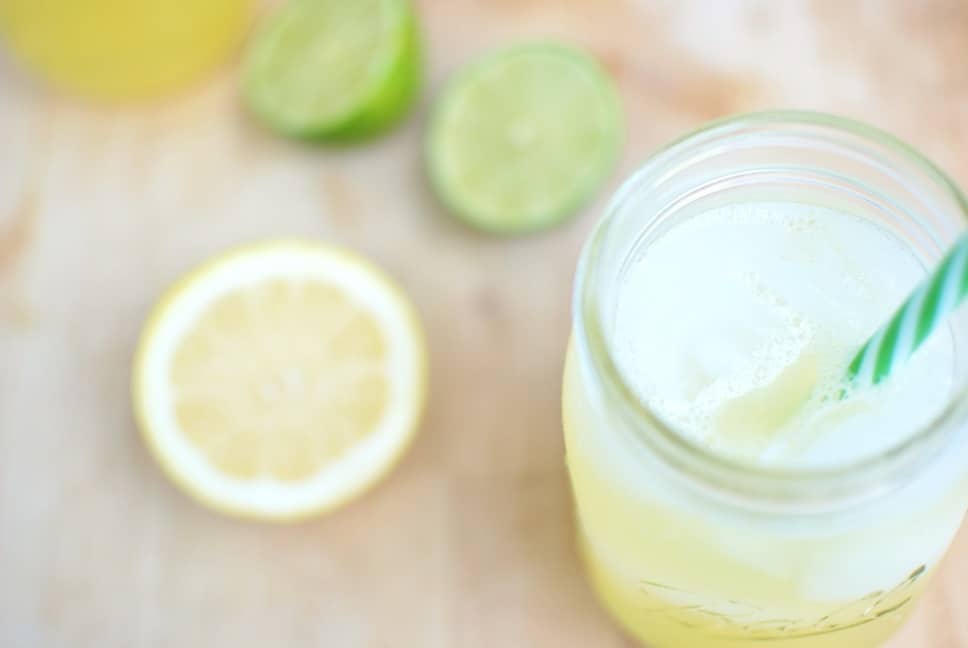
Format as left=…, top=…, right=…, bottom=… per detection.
left=0, top=0, right=255, bottom=100
left=563, top=112, right=968, bottom=647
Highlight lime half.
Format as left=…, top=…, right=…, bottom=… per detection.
left=243, top=0, right=420, bottom=141
left=428, top=43, right=622, bottom=234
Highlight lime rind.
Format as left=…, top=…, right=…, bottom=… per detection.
left=323, top=12, right=421, bottom=141
left=427, top=43, right=623, bottom=235
left=242, top=0, right=419, bottom=141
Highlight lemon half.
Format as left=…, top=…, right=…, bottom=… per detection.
left=133, top=242, right=426, bottom=520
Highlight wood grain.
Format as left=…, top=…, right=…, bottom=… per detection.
left=1, top=1, right=966, bottom=646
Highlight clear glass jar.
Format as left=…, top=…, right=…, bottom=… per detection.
left=563, top=111, right=968, bottom=647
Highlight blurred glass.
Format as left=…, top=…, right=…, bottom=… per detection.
left=0, top=0, right=255, bottom=101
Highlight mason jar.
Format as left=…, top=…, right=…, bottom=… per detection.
left=563, top=111, right=968, bottom=647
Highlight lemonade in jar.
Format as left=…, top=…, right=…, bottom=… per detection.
left=564, top=112, right=968, bottom=647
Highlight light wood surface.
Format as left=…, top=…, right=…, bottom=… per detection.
left=1, top=1, right=966, bottom=646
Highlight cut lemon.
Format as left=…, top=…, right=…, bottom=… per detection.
left=242, top=0, right=421, bottom=141
left=428, top=43, right=622, bottom=234
left=133, top=242, right=426, bottom=520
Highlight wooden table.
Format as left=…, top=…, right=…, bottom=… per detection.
left=1, top=1, right=966, bottom=646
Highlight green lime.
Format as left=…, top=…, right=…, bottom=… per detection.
left=242, top=0, right=420, bottom=141
left=427, top=43, right=622, bottom=235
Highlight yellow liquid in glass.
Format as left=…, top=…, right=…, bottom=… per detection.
left=562, top=347, right=954, bottom=648
left=0, top=0, right=254, bottom=100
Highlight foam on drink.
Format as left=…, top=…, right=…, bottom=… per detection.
left=612, top=202, right=954, bottom=468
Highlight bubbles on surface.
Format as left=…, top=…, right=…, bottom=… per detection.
left=612, top=201, right=953, bottom=468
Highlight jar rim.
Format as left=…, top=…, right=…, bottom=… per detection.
left=573, top=110, right=968, bottom=511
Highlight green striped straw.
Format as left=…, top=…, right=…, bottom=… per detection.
left=847, top=231, right=968, bottom=388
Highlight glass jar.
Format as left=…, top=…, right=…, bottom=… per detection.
left=563, top=111, right=968, bottom=647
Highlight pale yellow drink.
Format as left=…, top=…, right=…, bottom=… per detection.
left=563, top=114, right=968, bottom=647
left=0, top=0, right=254, bottom=100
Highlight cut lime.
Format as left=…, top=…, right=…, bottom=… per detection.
left=427, top=43, right=622, bottom=234
left=242, top=0, right=420, bottom=141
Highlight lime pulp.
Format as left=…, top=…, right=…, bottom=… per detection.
left=242, top=0, right=420, bottom=141
left=427, top=43, right=623, bottom=234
